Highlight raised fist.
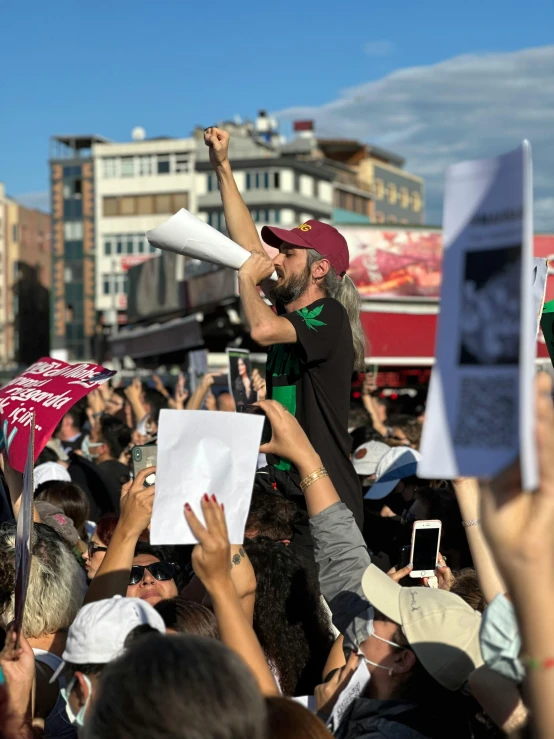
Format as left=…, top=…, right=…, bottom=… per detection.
left=204, top=127, right=230, bottom=169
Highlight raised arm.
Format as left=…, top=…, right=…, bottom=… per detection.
left=204, top=127, right=265, bottom=254
left=84, top=468, right=154, bottom=604
left=480, top=373, right=554, bottom=739
left=259, top=401, right=371, bottom=640
left=453, top=478, right=505, bottom=603
left=185, top=495, right=279, bottom=696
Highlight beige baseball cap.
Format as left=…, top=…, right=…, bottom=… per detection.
left=361, top=564, right=483, bottom=691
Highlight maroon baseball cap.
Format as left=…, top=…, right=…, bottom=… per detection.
left=261, top=220, right=349, bottom=276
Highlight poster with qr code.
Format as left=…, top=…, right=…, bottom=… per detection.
left=419, top=142, right=538, bottom=490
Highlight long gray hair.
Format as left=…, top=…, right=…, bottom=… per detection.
left=307, top=249, right=366, bottom=370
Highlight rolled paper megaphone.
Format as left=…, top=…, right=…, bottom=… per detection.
left=146, top=209, right=277, bottom=280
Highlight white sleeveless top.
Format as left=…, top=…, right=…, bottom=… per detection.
left=33, top=649, right=77, bottom=739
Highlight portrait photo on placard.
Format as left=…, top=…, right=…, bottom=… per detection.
left=459, top=245, right=521, bottom=366
left=227, top=350, right=256, bottom=409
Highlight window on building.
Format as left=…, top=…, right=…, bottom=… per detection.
left=63, top=184, right=71, bottom=199
left=104, top=192, right=188, bottom=217
left=65, top=241, right=83, bottom=259
left=137, top=195, right=154, bottom=214
left=103, top=278, right=111, bottom=295
left=172, top=192, right=188, bottom=210
left=102, top=158, right=117, bottom=178
left=374, top=179, right=385, bottom=200
left=103, top=197, right=118, bottom=216
left=246, top=173, right=252, bottom=190
left=274, top=172, right=280, bottom=189
left=294, top=173, right=301, bottom=192
left=63, top=165, right=81, bottom=177
left=207, top=174, right=214, bottom=192
left=264, top=172, right=270, bottom=189
left=375, top=211, right=385, bottom=223
left=138, top=238, right=145, bottom=254
left=157, top=155, right=170, bottom=174
left=116, top=236, right=124, bottom=255
left=120, top=196, right=136, bottom=215
left=175, top=154, right=190, bottom=173
left=63, top=221, right=83, bottom=240
left=12, top=224, right=18, bottom=242
left=139, top=156, right=153, bottom=176
left=121, top=157, right=135, bottom=177
left=126, top=237, right=134, bottom=254
left=155, top=194, right=172, bottom=214
left=412, top=191, right=422, bottom=213
left=104, top=239, right=112, bottom=256
left=400, top=187, right=410, bottom=209
left=386, top=182, right=397, bottom=204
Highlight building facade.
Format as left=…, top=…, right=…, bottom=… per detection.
left=92, top=136, right=197, bottom=327
left=50, top=135, right=103, bottom=361
left=0, top=188, right=51, bottom=366
left=315, top=135, right=424, bottom=226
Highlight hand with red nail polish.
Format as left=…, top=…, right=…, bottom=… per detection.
left=184, top=492, right=232, bottom=593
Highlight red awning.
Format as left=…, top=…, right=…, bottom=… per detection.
left=361, top=309, right=551, bottom=364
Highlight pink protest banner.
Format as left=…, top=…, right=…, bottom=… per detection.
left=0, top=357, right=115, bottom=472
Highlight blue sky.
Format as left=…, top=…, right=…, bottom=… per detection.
left=1, top=0, right=553, bottom=225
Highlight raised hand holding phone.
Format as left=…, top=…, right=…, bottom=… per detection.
left=409, top=520, right=442, bottom=578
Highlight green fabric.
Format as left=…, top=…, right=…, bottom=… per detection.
left=541, top=306, right=554, bottom=367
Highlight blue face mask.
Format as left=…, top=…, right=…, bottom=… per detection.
left=60, top=675, right=92, bottom=727
left=480, top=593, right=524, bottom=684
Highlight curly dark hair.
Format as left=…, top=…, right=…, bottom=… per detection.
left=246, top=490, right=296, bottom=542
left=244, top=537, right=334, bottom=697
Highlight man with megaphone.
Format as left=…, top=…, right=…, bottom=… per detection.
left=205, top=127, right=365, bottom=544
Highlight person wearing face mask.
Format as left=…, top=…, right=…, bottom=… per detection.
left=49, top=596, right=165, bottom=730
left=258, top=400, right=485, bottom=739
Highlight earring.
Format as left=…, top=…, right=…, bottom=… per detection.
left=388, top=667, right=394, bottom=677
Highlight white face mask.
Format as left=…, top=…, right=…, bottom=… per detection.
left=357, top=617, right=405, bottom=676
left=81, top=435, right=103, bottom=461
left=61, top=674, right=92, bottom=727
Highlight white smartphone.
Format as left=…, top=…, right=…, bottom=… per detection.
left=409, top=520, right=442, bottom=578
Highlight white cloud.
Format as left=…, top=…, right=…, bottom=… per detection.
left=363, top=40, right=394, bottom=57
left=14, top=191, right=50, bottom=212
left=276, top=46, right=554, bottom=229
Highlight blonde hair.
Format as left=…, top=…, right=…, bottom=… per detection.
left=307, top=250, right=366, bottom=370
left=0, top=522, right=86, bottom=638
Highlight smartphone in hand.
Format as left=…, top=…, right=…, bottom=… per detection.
left=409, top=520, right=442, bottom=578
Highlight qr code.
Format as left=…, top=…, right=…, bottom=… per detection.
left=454, top=376, right=516, bottom=448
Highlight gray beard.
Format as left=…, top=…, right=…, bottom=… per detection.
left=269, top=267, right=311, bottom=306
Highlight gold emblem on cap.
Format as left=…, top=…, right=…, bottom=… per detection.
left=296, top=223, right=312, bottom=232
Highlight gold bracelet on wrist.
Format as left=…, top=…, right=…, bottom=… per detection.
left=300, top=467, right=329, bottom=493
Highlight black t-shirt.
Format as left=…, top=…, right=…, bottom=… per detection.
left=266, top=297, right=363, bottom=529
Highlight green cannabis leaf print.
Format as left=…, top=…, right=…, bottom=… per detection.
left=298, top=305, right=327, bottom=331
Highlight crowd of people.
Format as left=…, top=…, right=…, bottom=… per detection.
left=0, top=125, right=551, bottom=739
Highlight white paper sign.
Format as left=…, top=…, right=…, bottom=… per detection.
left=328, top=658, right=370, bottom=734
left=419, top=142, right=536, bottom=489
left=146, top=209, right=277, bottom=279
left=151, top=409, right=264, bottom=545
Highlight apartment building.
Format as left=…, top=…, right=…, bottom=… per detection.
left=50, top=135, right=101, bottom=361
left=0, top=186, right=51, bottom=366
left=50, top=132, right=196, bottom=360
left=316, top=136, right=424, bottom=225
left=92, top=133, right=196, bottom=326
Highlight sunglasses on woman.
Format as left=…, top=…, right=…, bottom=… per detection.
left=88, top=542, right=108, bottom=558
left=129, top=561, right=176, bottom=586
